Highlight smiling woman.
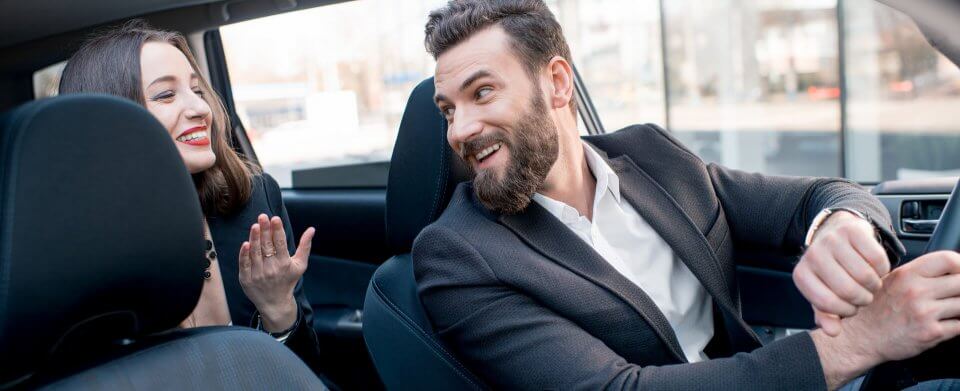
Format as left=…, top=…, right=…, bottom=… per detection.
left=56, top=20, right=331, bottom=386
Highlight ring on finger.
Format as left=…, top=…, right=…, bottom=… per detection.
left=263, top=250, right=276, bottom=258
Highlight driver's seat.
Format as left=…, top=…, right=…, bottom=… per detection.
left=362, top=78, right=483, bottom=390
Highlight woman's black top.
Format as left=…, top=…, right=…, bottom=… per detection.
left=207, top=173, right=322, bottom=372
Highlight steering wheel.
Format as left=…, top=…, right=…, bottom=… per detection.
left=860, top=178, right=960, bottom=390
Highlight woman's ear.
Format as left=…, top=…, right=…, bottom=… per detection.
left=545, top=56, right=574, bottom=110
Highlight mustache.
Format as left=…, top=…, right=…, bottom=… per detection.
left=458, top=132, right=509, bottom=161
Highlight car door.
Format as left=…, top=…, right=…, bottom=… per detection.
left=201, top=1, right=449, bottom=388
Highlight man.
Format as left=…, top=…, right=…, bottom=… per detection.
left=412, top=0, right=960, bottom=389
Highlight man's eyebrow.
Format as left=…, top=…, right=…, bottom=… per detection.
left=434, top=70, right=494, bottom=107
left=459, top=70, right=492, bottom=93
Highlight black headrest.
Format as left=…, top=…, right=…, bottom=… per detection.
left=0, top=94, right=205, bottom=385
left=386, top=78, right=471, bottom=254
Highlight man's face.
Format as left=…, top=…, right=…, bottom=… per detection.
left=434, top=26, right=559, bottom=214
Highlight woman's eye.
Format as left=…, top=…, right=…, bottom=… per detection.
left=153, top=91, right=175, bottom=101
left=193, top=88, right=204, bottom=97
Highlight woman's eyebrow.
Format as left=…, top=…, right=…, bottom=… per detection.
left=147, top=75, right=176, bottom=88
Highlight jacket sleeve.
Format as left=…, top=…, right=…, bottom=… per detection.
left=646, top=124, right=905, bottom=262
left=413, top=224, right=828, bottom=391
left=260, top=173, right=324, bottom=373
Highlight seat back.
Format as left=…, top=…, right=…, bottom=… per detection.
left=363, top=78, right=482, bottom=390
left=0, top=94, right=325, bottom=389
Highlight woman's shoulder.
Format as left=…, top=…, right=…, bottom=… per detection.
left=250, top=172, right=281, bottom=197
left=249, top=173, right=283, bottom=214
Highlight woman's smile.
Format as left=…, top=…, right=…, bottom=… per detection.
left=176, top=125, right=210, bottom=146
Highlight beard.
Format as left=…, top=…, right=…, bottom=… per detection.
left=460, top=89, right=559, bottom=215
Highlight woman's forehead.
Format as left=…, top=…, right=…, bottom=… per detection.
left=140, top=41, right=195, bottom=83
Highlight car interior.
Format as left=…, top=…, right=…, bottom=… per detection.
left=0, top=94, right=325, bottom=389
left=1, top=0, right=959, bottom=390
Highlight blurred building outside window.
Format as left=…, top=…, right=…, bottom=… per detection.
left=35, top=0, right=960, bottom=186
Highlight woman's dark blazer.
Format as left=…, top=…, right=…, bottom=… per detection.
left=207, top=173, right=322, bottom=372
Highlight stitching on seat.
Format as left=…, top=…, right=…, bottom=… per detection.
left=428, top=115, right=449, bottom=223
left=371, top=278, right=482, bottom=389
left=370, top=278, right=483, bottom=390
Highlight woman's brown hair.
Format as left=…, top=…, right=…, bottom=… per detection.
left=59, top=19, right=258, bottom=216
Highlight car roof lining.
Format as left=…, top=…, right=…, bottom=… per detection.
left=0, top=0, right=350, bottom=110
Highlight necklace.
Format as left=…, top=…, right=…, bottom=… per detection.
left=203, top=239, right=216, bottom=280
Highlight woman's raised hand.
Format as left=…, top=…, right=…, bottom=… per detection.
left=238, top=213, right=315, bottom=332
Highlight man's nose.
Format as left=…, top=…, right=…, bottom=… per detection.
left=448, top=112, right=483, bottom=147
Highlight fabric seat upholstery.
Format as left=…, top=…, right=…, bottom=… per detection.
left=0, top=94, right=326, bottom=390
left=362, top=78, right=483, bottom=390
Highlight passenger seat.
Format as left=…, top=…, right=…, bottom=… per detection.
left=0, top=94, right=326, bottom=390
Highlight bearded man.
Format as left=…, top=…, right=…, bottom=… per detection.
left=412, top=1, right=960, bottom=389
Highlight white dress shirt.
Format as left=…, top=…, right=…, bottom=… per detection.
left=532, top=142, right=715, bottom=362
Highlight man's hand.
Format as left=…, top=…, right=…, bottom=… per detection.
left=810, top=250, right=960, bottom=390
left=848, top=250, right=960, bottom=361
left=794, top=211, right=890, bottom=336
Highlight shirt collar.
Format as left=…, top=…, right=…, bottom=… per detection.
left=582, top=141, right=621, bottom=203
left=532, top=141, right=621, bottom=223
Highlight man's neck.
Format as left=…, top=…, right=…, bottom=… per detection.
left=539, top=135, right=597, bottom=220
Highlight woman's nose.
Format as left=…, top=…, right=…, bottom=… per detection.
left=185, top=90, right=211, bottom=120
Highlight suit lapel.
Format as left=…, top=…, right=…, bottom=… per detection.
left=606, top=155, right=737, bottom=313
left=499, top=206, right=686, bottom=362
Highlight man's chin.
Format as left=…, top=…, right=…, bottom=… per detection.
left=473, top=175, right=536, bottom=215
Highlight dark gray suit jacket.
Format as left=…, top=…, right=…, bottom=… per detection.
left=412, top=124, right=902, bottom=390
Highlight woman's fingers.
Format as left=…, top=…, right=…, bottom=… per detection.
left=271, top=216, right=288, bottom=256
left=294, top=227, right=315, bottom=263
left=239, top=241, right=252, bottom=280
left=248, top=223, right=263, bottom=278
left=258, top=214, right=275, bottom=258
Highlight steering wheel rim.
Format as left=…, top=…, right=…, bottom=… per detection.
left=860, top=177, right=960, bottom=390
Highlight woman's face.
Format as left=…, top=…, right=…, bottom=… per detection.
left=140, top=41, right=216, bottom=174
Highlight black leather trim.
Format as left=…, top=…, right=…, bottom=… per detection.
left=363, top=255, right=485, bottom=391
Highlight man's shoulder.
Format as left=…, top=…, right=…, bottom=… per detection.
left=414, top=182, right=492, bottom=244
left=584, top=123, right=697, bottom=161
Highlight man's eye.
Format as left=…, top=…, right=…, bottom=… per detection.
left=442, top=106, right=455, bottom=118
left=476, top=87, right=492, bottom=99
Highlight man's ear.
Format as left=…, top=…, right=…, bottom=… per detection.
left=545, top=56, right=574, bottom=110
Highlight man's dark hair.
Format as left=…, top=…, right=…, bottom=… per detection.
left=425, top=0, right=578, bottom=115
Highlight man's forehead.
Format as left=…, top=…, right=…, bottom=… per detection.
left=433, top=26, right=523, bottom=99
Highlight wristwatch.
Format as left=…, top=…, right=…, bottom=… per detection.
left=804, top=207, right=872, bottom=248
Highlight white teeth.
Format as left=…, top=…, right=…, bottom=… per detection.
left=177, top=131, right=208, bottom=142
left=475, top=142, right=502, bottom=162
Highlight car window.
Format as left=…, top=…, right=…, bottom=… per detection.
left=562, top=0, right=960, bottom=182
left=219, top=0, right=448, bottom=187
left=549, top=0, right=667, bottom=131
left=843, top=0, right=960, bottom=182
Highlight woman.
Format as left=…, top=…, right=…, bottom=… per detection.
left=58, top=20, right=325, bottom=376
